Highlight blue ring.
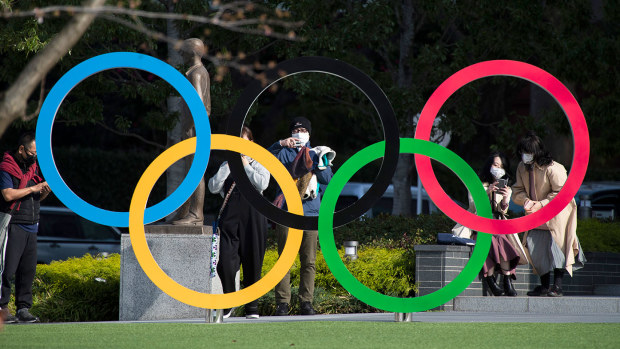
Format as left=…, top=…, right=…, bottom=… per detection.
left=36, top=52, right=211, bottom=227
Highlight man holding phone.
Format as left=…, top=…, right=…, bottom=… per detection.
left=267, top=117, right=333, bottom=316
left=0, top=133, right=51, bottom=324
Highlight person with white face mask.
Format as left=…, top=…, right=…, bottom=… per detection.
left=267, top=116, right=333, bottom=316
left=513, top=131, right=586, bottom=297
left=453, top=152, right=523, bottom=296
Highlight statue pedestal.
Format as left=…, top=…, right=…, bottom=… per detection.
left=119, top=224, right=238, bottom=321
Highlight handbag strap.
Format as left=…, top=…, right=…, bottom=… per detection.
left=216, top=182, right=236, bottom=222
left=209, top=182, right=236, bottom=278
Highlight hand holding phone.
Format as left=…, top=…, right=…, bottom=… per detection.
left=524, top=200, right=535, bottom=210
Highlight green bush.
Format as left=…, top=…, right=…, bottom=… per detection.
left=249, top=246, right=416, bottom=315
left=22, top=254, right=120, bottom=322
left=577, top=219, right=620, bottom=253
left=332, top=213, right=450, bottom=249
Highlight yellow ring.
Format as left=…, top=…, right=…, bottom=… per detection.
left=128, top=134, right=303, bottom=309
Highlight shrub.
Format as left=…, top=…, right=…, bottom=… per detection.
left=332, top=213, right=450, bottom=249
left=250, top=245, right=416, bottom=315
left=577, top=218, right=620, bottom=253
left=28, top=254, right=120, bottom=322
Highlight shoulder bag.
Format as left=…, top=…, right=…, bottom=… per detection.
left=209, top=183, right=236, bottom=278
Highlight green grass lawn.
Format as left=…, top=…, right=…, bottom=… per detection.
left=1, top=322, right=620, bottom=348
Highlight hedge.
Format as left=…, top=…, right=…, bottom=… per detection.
left=577, top=218, right=620, bottom=253
left=332, top=213, right=451, bottom=248
left=4, top=216, right=618, bottom=321
left=5, top=254, right=120, bottom=322
left=240, top=246, right=416, bottom=316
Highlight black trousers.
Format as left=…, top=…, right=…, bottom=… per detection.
left=216, top=191, right=267, bottom=311
left=0, top=224, right=37, bottom=309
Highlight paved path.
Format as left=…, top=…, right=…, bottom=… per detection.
left=110, top=311, right=620, bottom=325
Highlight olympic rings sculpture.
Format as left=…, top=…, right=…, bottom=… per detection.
left=35, top=53, right=589, bottom=313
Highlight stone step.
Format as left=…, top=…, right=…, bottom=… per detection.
left=594, top=284, right=620, bottom=296
left=452, top=296, right=620, bottom=314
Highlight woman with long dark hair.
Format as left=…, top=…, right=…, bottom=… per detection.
left=460, top=152, right=523, bottom=296
left=475, top=152, right=523, bottom=296
left=208, top=126, right=270, bottom=318
left=512, top=131, right=586, bottom=297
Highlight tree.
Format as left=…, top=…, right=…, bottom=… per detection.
left=0, top=0, right=301, bottom=212
left=214, top=0, right=620, bottom=213
left=0, top=0, right=106, bottom=136
left=0, top=0, right=302, bottom=139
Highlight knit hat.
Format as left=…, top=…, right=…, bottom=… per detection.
left=289, top=116, right=312, bottom=135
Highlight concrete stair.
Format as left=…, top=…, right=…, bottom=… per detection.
left=451, top=296, right=620, bottom=314
left=594, top=284, right=620, bottom=296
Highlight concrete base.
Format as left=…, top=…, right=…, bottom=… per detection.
left=119, top=224, right=238, bottom=321
left=452, top=296, right=620, bottom=314
left=415, top=245, right=620, bottom=310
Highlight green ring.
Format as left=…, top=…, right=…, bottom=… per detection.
left=318, top=138, right=492, bottom=312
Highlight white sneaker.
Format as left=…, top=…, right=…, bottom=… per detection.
left=246, top=314, right=259, bottom=319
left=222, top=308, right=233, bottom=319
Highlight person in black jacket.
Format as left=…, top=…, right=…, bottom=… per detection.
left=0, top=133, right=50, bottom=324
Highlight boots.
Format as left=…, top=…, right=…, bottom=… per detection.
left=485, top=275, right=505, bottom=296
left=503, top=275, right=517, bottom=296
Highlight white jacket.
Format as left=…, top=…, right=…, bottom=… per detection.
left=208, top=158, right=270, bottom=197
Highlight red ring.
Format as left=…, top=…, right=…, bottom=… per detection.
left=414, top=60, right=589, bottom=234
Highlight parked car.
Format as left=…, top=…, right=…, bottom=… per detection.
left=507, top=181, right=620, bottom=220
left=334, top=182, right=438, bottom=218
left=37, top=206, right=121, bottom=264
left=574, top=182, right=620, bottom=220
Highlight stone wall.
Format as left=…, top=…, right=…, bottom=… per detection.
left=414, top=245, right=620, bottom=310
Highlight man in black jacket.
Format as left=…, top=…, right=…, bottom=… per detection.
left=0, top=133, right=50, bottom=323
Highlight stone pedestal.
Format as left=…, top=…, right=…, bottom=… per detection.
left=414, top=245, right=537, bottom=311
left=120, top=225, right=238, bottom=321
left=415, top=245, right=620, bottom=310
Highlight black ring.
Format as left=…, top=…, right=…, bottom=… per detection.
left=225, top=56, right=399, bottom=230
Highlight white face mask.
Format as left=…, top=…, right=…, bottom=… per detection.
left=522, top=153, right=534, bottom=164
left=490, top=167, right=505, bottom=179
left=292, top=132, right=310, bottom=146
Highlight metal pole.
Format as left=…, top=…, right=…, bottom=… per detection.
left=394, top=312, right=413, bottom=322
left=417, top=177, right=423, bottom=215
left=206, top=309, right=223, bottom=323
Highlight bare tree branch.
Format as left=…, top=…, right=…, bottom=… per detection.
left=96, top=121, right=166, bottom=150
left=0, top=0, right=106, bottom=136
left=22, top=77, right=46, bottom=122
left=2, top=3, right=304, bottom=33
left=0, top=0, right=303, bottom=138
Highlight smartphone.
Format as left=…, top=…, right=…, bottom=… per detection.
left=497, top=178, right=507, bottom=189
left=524, top=200, right=535, bottom=210
left=294, top=140, right=302, bottom=147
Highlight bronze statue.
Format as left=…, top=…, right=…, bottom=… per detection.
left=171, top=38, right=211, bottom=226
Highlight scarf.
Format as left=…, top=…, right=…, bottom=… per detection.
left=0, top=151, right=42, bottom=210
left=272, top=147, right=315, bottom=209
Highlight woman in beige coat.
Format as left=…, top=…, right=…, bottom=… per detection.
left=455, top=152, right=522, bottom=296
left=512, top=132, right=586, bottom=297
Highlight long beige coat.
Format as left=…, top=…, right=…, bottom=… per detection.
left=467, top=182, right=509, bottom=215
left=512, top=161, right=580, bottom=275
